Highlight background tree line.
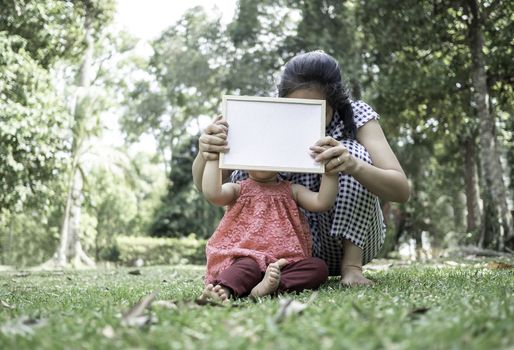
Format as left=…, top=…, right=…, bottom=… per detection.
left=0, top=0, right=512, bottom=267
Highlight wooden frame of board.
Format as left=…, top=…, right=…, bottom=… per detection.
left=219, top=95, right=326, bottom=173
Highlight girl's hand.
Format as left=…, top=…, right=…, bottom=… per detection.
left=199, top=115, right=229, bottom=160
left=310, top=136, right=360, bottom=175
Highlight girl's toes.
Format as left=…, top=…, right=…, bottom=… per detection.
left=275, top=259, right=288, bottom=268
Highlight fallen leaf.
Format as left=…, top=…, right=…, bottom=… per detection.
left=273, top=292, right=317, bottom=323
left=1, top=316, right=47, bottom=336
left=122, top=314, right=157, bottom=328
left=409, top=306, right=430, bottom=317
left=102, top=325, right=115, bottom=339
left=152, top=300, right=178, bottom=309
left=194, top=297, right=225, bottom=307
left=486, top=261, right=513, bottom=270
left=1, top=300, right=15, bottom=309
left=13, top=272, right=30, bottom=278
left=122, top=291, right=158, bottom=327
left=128, top=269, right=141, bottom=275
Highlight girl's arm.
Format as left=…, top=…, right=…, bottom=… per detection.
left=193, top=153, right=231, bottom=192
left=202, top=160, right=239, bottom=207
left=292, top=173, right=338, bottom=212
left=193, top=116, right=230, bottom=192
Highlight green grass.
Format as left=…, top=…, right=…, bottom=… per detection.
left=0, top=259, right=512, bottom=350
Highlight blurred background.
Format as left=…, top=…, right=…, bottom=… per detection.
left=0, top=0, right=512, bottom=268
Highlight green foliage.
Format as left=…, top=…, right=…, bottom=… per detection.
left=150, top=135, right=223, bottom=238
left=83, top=152, right=166, bottom=258
left=0, top=209, right=59, bottom=266
left=0, top=177, right=67, bottom=267
left=358, top=1, right=513, bottom=245
left=113, top=235, right=206, bottom=266
left=0, top=32, right=70, bottom=212
left=0, top=0, right=124, bottom=267
left=0, top=0, right=115, bottom=67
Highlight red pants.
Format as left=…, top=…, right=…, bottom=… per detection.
left=211, top=257, right=329, bottom=297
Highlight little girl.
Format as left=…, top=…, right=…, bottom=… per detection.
left=199, top=150, right=338, bottom=302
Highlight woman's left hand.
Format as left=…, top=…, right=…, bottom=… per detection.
left=310, top=137, right=360, bottom=175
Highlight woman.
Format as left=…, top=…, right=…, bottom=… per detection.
left=192, top=51, right=409, bottom=286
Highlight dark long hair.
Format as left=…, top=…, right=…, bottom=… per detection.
left=278, top=51, right=356, bottom=139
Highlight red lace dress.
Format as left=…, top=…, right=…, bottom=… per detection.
left=205, top=178, right=312, bottom=284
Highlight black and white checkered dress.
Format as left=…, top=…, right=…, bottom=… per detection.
left=230, top=100, right=386, bottom=275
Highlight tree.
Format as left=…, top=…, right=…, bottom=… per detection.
left=150, top=135, right=223, bottom=238
left=0, top=1, right=115, bottom=266
left=358, top=0, right=513, bottom=249
left=464, top=0, right=513, bottom=249
left=0, top=33, right=69, bottom=213
left=121, top=7, right=232, bottom=237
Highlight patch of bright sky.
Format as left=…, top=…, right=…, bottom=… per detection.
left=102, top=0, right=237, bottom=156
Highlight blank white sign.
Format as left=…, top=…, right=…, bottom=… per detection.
left=220, top=95, right=326, bottom=173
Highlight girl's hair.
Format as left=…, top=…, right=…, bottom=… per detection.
left=278, top=51, right=356, bottom=139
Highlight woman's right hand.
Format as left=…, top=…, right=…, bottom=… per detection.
left=199, top=115, right=229, bottom=160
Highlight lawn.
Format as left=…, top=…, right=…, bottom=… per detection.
left=1, top=258, right=512, bottom=350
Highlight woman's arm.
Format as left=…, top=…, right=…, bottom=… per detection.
left=292, top=173, right=338, bottom=212
left=353, top=120, right=410, bottom=202
left=202, top=160, right=239, bottom=207
left=192, top=116, right=230, bottom=191
left=310, top=120, right=410, bottom=202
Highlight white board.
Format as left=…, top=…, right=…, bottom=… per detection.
left=220, top=95, right=326, bottom=173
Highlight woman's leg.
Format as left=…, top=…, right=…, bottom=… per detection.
left=340, top=239, right=374, bottom=286
left=307, top=139, right=385, bottom=281
left=278, top=257, right=329, bottom=293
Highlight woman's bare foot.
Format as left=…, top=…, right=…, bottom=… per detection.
left=199, top=284, right=231, bottom=302
left=340, top=265, right=374, bottom=287
left=250, top=259, right=288, bottom=297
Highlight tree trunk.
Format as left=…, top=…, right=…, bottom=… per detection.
left=466, top=0, right=513, bottom=250
left=56, top=173, right=74, bottom=266
left=451, top=191, right=466, bottom=232
left=462, top=134, right=481, bottom=233
left=39, top=23, right=96, bottom=270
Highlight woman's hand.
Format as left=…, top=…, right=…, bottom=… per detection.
left=310, top=136, right=360, bottom=175
left=199, top=115, right=229, bottom=160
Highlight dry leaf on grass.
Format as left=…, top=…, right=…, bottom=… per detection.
left=102, top=325, right=115, bottom=339
left=122, top=291, right=158, bottom=327
left=486, top=261, right=513, bottom=270
left=409, top=306, right=430, bottom=317
left=1, top=316, right=47, bottom=336
left=13, top=272, right=30, bottom=278
left=1, top=300, right=15, bottom=309
left=273, top=292, right=318, bottom=324
left=194, top=297, right=226, bottom=307
left=152, top=300, right=178, bottom=309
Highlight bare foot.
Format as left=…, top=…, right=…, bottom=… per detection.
left=250, top=259, right=288, bottom=297
left=199, top=283, right=231, bottom=303
left=340, top=265, right=374, bottom=287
